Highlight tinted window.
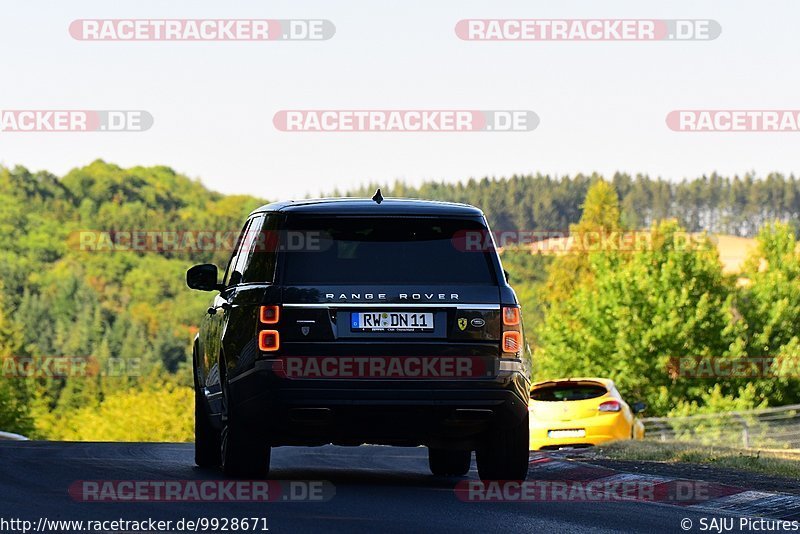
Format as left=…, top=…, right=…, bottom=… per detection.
left=223, top=218, right=252, bottom=286
left=280, top=216, right=497, bottom=285
left=531, top=384, right=607, bottom=401
left=227, top=213, right=264, bottom=285
left=242, top=214, right=279, bottom=283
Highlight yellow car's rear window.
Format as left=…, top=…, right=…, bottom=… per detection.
left=531, top=384, right=607, bottom=401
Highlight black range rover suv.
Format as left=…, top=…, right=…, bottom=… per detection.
left=187, top=195, right=531, bottom=480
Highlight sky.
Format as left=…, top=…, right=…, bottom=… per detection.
left=0, top=0, right=799, bottom=199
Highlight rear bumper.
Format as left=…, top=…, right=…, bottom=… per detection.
left=226, top=360, right=530, bottom=448
left=530, top=416, right=631, bottom=451
left=528, top=414, right=631, bottom=450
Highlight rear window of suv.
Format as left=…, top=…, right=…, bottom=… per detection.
left=280, top=216, right=497, bottom=285
left=531, top=384, right=608, bottom=401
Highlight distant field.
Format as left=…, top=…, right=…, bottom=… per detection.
left=714, top=235, right=758, bottom=274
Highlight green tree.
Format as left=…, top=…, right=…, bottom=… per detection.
left=542, top=179, right=623, bottom=303
left=0, top=286, right=35, bottom=436
left=734, top=221, right=800, bottom=406
left=535, top=220, right=735, bottom=415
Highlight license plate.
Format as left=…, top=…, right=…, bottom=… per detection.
left=547, top=429, right=586, bottom=438
left=351, top=311, right=434, bottom=332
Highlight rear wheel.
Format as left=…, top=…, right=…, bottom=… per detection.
left=195, top=391, right=221, bottom=467
left=220, top=422, right=271, bottom=479
left=219, top=366, right=270, bottom=478
left=194, top=351, right=221, bottom=468
left=476, top=412, right=530, bottom=481
left=428, top=448, right=471, bottom=476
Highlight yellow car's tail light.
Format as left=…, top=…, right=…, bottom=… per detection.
left=258, top=330, right=280, bottom=351
left=598, top=400, right=621, bottom=412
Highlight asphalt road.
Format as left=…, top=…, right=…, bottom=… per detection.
left=0, top=442, right=738, bottom=533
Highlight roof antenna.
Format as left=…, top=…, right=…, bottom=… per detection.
left=372, top=188, right=383, bottom=204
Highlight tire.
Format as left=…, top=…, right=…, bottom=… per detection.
left=476, top=412, right=530, bottom=481
left=194, top=351, right=221, bottom=468
left=221, top=422, right=270, bottom=479
left=428, top=448, right=471, bottom=476
left=219, top=363, right=270, bottom=478
left=195, top=389, right=222, bottom=467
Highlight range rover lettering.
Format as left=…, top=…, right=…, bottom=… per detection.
left=187, top=192, right=531, bottom=480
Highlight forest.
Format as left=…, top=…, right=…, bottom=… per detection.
left=0, top=160, right=797, bottom=440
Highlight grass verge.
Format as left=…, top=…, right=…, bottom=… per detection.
left=595, top=440, right=800, bottom=479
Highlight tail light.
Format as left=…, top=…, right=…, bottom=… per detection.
left=598, top=400, right=621, bottom=412
left=259, top=305, right=280, bottom=324
left=258, top=330, right=280, bottom=351
left=503, top=306, right=520, bottom=326
left=258, top=305, right=281, bottom=352
left=502, top=331, right=521, bottom=353
left=501, top=306, right=522, bottom=357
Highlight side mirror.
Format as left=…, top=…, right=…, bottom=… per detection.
left=186, top=264, right=221, bottom=291
left=631, top=402, right=647, bottom=415
left=503, top=269, right=511, bottom=283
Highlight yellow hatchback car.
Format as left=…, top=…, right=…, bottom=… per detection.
left=529, top=378, right=646, bottom=450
